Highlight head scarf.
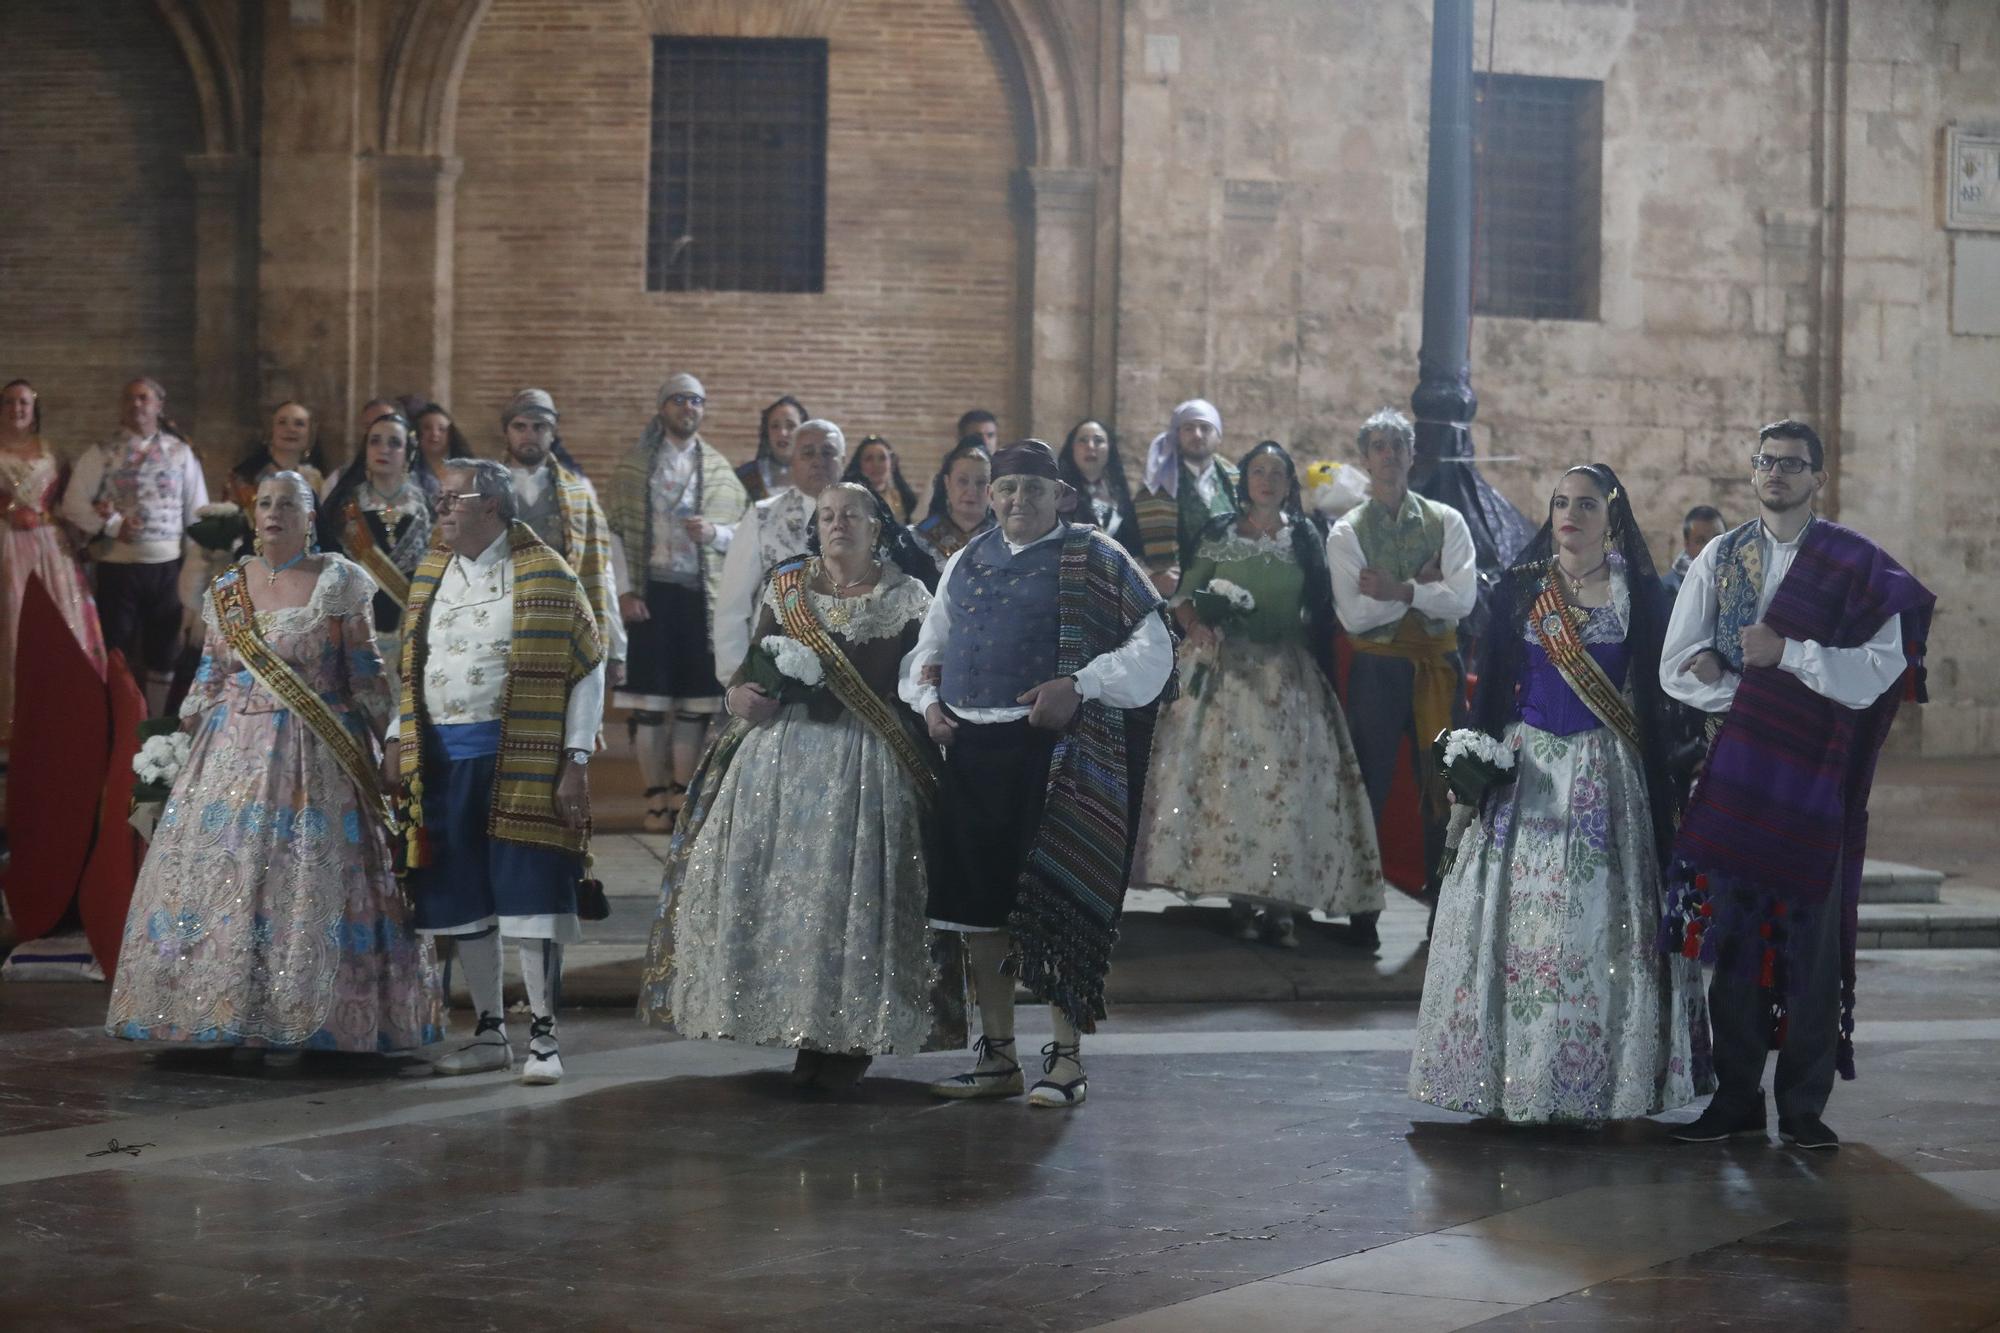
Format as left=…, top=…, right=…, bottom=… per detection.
left=503, top=388, right=558, bottom=426
left=992, top=439, right=1062, bottom=481
left=657, top=373, right=706, bottom=406
left=1142, top=398, right=1222, bottom=498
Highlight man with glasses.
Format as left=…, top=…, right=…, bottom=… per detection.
left=711, top=418, right=848, bottom=681
left=901, top=440, right=1173, bottom=1110
left=387, top=459, right=606, bottom=1085
left=1661, top=419, right=1934, bottom=1151
left=606, top=373, right=749, bottom=831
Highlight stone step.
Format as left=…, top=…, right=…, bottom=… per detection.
left=1857, top=884, right=2000, bottom=950
left=1860, top=859, right=1945, bottom=904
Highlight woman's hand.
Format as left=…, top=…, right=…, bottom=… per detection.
left=729, top=682, right=780, bottom=726
left=1183, top=618, right=1219, bottom=652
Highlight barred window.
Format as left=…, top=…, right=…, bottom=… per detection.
left=647, top=38, right=828, bottom=293
left=1474, top=73, right=1602, bottom=321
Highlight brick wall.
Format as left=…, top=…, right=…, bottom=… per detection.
left=449, top=0, right=1023, bottom=496
left=0, top=2, right=202, bottom=458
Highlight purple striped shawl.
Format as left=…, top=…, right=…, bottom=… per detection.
left=1667, top=518, right=1934, bottom=1076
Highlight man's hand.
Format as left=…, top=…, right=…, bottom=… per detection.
left=1150, top=567, right=1179, bottom=599
left=925, top=702, right=959, bottom=747
left=381, top=737, right=401, bottom=788
left=1740, top=623, right=1784, bottom=669
left=1018, top=675, right=1082, bottom=732
left=555, top=757, right=589, bottom=830
left=1356, top=567, right=1413, bottom=603
left=113, top=511, right=140, bottom=544
left=619, top=591, right=650, bottom=625
left=1679, top=649, right=1728, bottom=685
left=684, top=516, right=717, bottom=546
left=1414, top=555, right=1444, bottom=585
left=608, top=660, right=626, bottom=689
left=728, top=682, right=780, bottom=726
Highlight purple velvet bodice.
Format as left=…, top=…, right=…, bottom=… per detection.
left=1519, top=640, right=1630, bottom=735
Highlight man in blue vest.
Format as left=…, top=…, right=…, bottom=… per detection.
left=901, top=440, right=1174, bottom=1110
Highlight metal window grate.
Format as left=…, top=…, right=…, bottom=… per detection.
left=1474, top=73, right=1603, bottom=321
left=647, top=37, right=828, bottom=294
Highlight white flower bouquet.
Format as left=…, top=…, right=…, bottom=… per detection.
left=131, top=722, right=192, bottom=804
left=743, top=634, right=825, bottom=704
left=1436, top=727, right=1517, bottom=874
left=186, top=502, right=249, bottom=552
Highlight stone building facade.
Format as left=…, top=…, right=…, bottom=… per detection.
left=1, top=0, right=1994, bottom=751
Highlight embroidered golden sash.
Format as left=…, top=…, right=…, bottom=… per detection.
left=344, top=499, right=411, bottom=610
left=771, top=563, right=940, bottom=806
left=214, top=568, right=396, bottom=832
left=1526, top=570, right=1644, bottom=756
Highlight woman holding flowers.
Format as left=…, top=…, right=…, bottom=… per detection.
left=105, top=471, right=440, bottom=1060
left=1409, top=464, right=1712, bottom=1124
left=640, top=483, right=963, bottom=1088
left=1131, top=441, right=1381, bottom=947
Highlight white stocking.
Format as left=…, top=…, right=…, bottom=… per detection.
left=965, top=931, right=1017, bottom=1063
left=454, top=927, right=505, bottom=1027
left=1046, top=1007, right=1084, bottom=1082
left=520, top=939, right=561, bottom=1023
left=633, top=718, right=672, bottom=793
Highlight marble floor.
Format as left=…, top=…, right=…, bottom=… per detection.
left=2, top=949, right=1998, bottom=1331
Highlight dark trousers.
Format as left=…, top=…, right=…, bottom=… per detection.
left=927, top=718, right=1059, bottom=929
left=95, top=559, right=183, bottom=676
left=1706, top=882, right=1844, bottom=1121
left=1343, top=649, right=1462, bottom=890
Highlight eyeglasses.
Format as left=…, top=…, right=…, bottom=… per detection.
left=434, top=490, right=488, bottom=513
left=664, top=393, right=705, bottom=408
left=1750, top=453, right=1812, bottom=475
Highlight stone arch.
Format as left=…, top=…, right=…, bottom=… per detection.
left=150, top=0, right=245, bottom=155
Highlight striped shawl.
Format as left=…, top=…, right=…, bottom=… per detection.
left=398, top=522, right=603, bottom=860
left=606, top=434, right=747, bottom=611
left=545, top=462, right=618, bottom=651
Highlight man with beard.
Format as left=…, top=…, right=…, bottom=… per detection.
left=1662, top=420, right=1934, bottom=1151
left=501, top=389, right=622, bottom=682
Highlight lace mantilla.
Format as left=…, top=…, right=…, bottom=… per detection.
left=1198, top=524, right=1298, bottom=565
left=762, top=563, right=929, bottom=643
left=1519, top=558, right=1631, bottom=647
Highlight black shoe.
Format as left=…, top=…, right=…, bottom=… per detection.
left=1779, top=1115, right=1840, bottom=1150
left=1670, top=1101, right=1768, bottom=1142
left=1339, top=912, right=1381, bottom=949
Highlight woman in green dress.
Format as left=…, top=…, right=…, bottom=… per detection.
left=1131, top=441, right=1383, bottom=946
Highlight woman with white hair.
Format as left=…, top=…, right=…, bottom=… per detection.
left=105, top=471, right=441, bottom=1063
left=710, top=418, right=847, bottom=683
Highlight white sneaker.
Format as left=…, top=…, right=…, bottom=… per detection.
left=520, top=1015, right=562, bottom=1086
left=434, top=1014, right=512, bottom=1076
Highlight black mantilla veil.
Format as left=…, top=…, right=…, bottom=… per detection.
left=803, top=484, right=941, bottom=591
left=1057, top=419, right=1144, bottom=561
left=1470, top=462, right=1681, bottom=863
left=1190, top=440, right=1340, bottom=690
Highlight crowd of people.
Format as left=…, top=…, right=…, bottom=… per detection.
left=0, top=371, right=1936, bottom=1144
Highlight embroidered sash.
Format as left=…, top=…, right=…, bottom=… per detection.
left=343, top=499, right=412, bottom=610
left=1526, top=570, right=1643, bottom=756
left=213, top=569, right=395, bottom=832
left=770, top=563, right=939, bottom=805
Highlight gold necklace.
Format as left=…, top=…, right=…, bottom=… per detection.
left=816, top=557, right=879, bottom=628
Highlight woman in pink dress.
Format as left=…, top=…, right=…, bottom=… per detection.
left=0, top=379, right=107, bottom=745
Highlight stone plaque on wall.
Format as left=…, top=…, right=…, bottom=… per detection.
left=1944, top=126, right=2000, bottom=232
left=1951, top=234, right=2000, bottom=336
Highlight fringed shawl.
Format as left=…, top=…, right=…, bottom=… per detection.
left=1006, top=526, right=1171, bottom=1032
left=1662, top=519, right=1934, bottom=1079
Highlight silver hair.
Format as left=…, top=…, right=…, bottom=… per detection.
left=260, top=469, right=317, bottom=513
left=795, top=418, right=847, bottom=457
left=1357, top=407, right=1415, bottom=455
left=440, top=457, right=518, bottom=522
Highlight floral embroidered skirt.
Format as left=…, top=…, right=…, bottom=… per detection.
left=1409, top=721, right=1714, bottom=1123
left=106, top=707, right=442, bottom=1052
left=1132, top=637, right=1383, bottom=917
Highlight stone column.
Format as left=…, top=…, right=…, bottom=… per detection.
left=1411, top=0, right=1477, bottom=474
left=375, top=154, right=463, bottom=409
left=185, top=152, right=256, bottom=457
left=1019, top=165, right=1099, bottom=437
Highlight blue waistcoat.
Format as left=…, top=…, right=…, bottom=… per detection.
left=940, top=529, right=1063, bottom=710
left=1709, top=519, right=1771, bottom=671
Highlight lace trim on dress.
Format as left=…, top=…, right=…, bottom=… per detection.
left=761, top=564, right=929, bottom=644
left=1519, top=558, right=1631, bottom=647
left=1197, top=523, right=1297, bottom=565
left=206, top=555, right=373, bottom=634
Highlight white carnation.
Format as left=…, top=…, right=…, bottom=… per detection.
left=766, top=636, right=824, bottom=687
left=133, top=733, right=191, bottom=788
left=1206, top=579, right=1256, bottom=613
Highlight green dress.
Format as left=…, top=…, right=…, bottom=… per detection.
left=1131, top=522, right=1383, bottom=916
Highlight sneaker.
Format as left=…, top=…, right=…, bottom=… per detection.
left=520, top=1015, right=562, bottom=1086
left=929, top=1035, right=1024, bottom=1100
left=1779, top=1115, right=1840, bottom=1150
left=1670, top=1100, right=1768, bottom=1142
left=1026, top=1040, right=1087, bottom=1109
left=434, top=1013, right=512, bottom=1076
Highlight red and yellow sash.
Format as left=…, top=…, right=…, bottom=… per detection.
left=1526, top=569, right=1643, bottom=756
left=771, top=562, right=939, bottom=806
left=214, top=567, right=395, bottom=833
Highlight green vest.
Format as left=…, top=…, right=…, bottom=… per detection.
left=1344, top=491, right=1452, bottom=642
